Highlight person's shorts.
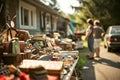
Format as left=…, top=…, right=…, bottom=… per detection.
left=94, top=39, right=101, bottom=48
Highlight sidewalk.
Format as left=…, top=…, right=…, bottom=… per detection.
left=80, top=47, right=120, bottom=80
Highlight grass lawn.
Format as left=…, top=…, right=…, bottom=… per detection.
left=76, top=38, right=89, bottom=72
left=76, top=36, right=104, bottom=71
left=76, top=47, right=88, bottom=69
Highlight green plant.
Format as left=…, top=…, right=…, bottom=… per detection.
left=76, top=47, right=89, bottom=73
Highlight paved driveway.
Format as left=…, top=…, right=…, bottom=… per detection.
left=81, top=47, right=120, bottom=80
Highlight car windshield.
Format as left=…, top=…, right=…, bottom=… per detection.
left=111, top=27, right=120, bottom=34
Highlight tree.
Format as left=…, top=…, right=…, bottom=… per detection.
left=75, top=0, right=120, bottom=30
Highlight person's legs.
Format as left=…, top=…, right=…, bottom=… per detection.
left=89, top=52, right=94, bottom=58
left=95, top=47, right=100, bottom=57
left=94, top=39, right=101, bottom=57
left=88, top=39, right=94, bottom=58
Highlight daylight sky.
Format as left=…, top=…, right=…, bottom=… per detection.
left=56, top=0, right=80, bottom=14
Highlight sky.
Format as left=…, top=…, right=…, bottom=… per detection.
left=56, top=0, right=80, bottom=14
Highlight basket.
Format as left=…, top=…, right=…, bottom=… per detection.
left=2, top=52, right=31, bottom=66
left=2, top=53, right=22, bottom=66
left=0, top=43, right=5, bottom=56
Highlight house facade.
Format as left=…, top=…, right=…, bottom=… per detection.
left=0, top=0, right=60, bottom=35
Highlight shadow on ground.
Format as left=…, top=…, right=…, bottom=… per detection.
left=81, top=59, right=96, bottom=80
left=108, top=49, right=120, bottom=56
left=93, top=58, right=120, bottom=69
left=79, top=46, right=120, bottom=80
left=78, top=47, right=96, bottom=80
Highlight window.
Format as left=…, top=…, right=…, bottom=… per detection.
left=19, top=1, right=37, bottom=29
left=52, top=16, right=57, bottom=32
left=111, top=27, right=120, bottom=34
left=45, top=14, right=51, bottom=32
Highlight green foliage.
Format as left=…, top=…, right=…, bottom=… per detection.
left=76, top=53, right=88, bottom=70
left=46, top=0, right=120, bottom=31
left=63, top=0, right=119, bottom=31
left=75, top=36, right=88, bottom=71
left=78, top=0, right=120, bottom=30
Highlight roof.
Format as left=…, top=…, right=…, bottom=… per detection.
left=24, top=0, right=60, bottom=16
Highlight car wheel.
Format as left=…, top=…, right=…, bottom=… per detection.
left=104, top=45, right=107, bottom=48
left=107, top=47, right=112, bottom=52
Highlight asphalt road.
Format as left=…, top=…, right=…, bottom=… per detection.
left=81, top=47, right=120, bottom=80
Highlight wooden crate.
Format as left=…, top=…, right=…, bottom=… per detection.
left=2, top=53, right=22, bottom=66
left=2, top=52, right=31, bottom=66
left=19, top=60, right=63, bottom=76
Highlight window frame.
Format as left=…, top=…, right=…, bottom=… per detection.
left=45, top=13, right=51, bottom=32
left=19, top=1, right=37, bottom=29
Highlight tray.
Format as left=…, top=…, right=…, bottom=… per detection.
left=19, top=60, right=63, bottom=75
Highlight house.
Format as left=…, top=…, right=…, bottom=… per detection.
left=0, top=0, right=60, bottom=35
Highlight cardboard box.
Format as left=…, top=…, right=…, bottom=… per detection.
left=19, top=60, right=63, bottom=75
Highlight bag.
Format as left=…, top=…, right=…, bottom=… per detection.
left=8, top=38, right=20, bottom=54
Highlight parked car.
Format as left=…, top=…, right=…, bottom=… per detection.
left=104, top=25, right=120, bottom=52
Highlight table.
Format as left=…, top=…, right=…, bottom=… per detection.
left=61, top=56, right=79, bottom=80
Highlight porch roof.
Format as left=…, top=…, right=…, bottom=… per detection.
left=24, top=0, right=60, bottom=16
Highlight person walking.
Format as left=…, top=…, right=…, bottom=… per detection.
left=93, top=20, right=105, bottom=58
left=85, top=19, right=94, bottom=59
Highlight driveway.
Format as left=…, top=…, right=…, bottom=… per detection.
left=81, top=47, right=120, bottom=80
